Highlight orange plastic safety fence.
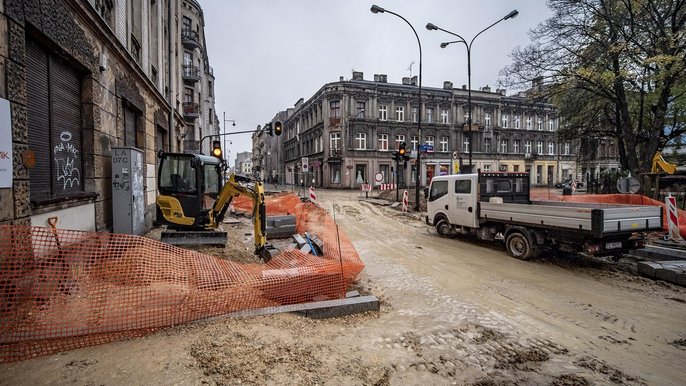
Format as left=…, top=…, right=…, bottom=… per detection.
left=0, top=193, right=364, bottom=362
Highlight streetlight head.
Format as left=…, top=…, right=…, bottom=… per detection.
left=370, top=5, right=385, bottom=14
left=426, top=22, right=438, bottom=31
left=504, top=9, right=519, bottom=20
left=232, top=122, right=236, bottom=126
left=440, top=42, right=449, bottom=48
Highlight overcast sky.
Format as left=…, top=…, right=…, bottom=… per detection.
left=202, top=0, right=553, bottom=166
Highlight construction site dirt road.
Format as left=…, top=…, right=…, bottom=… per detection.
left=2, top=189, right=686, bottom=385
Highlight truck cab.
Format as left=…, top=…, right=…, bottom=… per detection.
left=426, top=172, right=531, bottom=235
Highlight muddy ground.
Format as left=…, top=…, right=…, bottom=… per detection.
left=1, top=189, right=685, bottom=385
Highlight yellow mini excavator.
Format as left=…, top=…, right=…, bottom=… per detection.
left=155, top=152, right=279, bottom=262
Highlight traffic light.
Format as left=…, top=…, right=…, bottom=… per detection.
left=212, top=140, right=222, bottom=158
left=391, top=151, right=399, bottom=162
left=264, top=123, right=273, bottom=136
left=399, top=141, right=407, bottom=157
left=274, top=121, right=283, bottom=136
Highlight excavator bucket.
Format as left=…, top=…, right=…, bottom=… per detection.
left=257, top=244, right=280, bottom=263
left=160, top=230, right=228, bottom=247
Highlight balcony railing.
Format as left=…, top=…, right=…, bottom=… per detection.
left=181, top=28, right=201, bottom=50
left=182, top=65, right=201, bottom=83
left=182, top=102, right=200, bottom=119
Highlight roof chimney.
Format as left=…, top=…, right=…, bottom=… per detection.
left=443, top=81, right=453, bottom=90
left=532, top=76, right=543, bottom=91
left=481, top=85, right=491, bottom=93
left=410, top=75, right=417, bottom=86
left=352, top=71, right=364, bottom=80
left=340, top=76, right=344, bottom=81
left=374, top=74, right=387, bottom=83
left=402, top=77, right=411, bottom=85
left=462, top=84, right=467, bottom=90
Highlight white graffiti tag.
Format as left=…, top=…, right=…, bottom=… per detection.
left=54, top=131, right=81, bottom=189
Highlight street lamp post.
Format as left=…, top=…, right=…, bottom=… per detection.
left=371, top=4, right=423, bottom=211
left=222, top=112, right=236, bottom=167
left=426, top=10, right=518, bottom=173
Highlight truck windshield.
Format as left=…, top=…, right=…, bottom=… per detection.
left=159, top=155, right=196, bottom=194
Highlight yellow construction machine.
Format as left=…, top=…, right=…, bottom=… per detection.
left=652, top=151, right=679, bottom=174
left=155, top=152, right=278, bottom=262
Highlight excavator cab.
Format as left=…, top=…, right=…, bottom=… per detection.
left=156, top=152, right=223, bottom=229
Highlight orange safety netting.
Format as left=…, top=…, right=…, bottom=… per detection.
left=0, top=193, right=364, bottom=362
left=531, top=190, right=685, bottom=237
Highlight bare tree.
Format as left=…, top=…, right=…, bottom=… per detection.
left=501, top=0, right=686, bottom=175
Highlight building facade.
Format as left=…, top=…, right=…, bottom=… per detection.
left=234, top=151, right=252, bottom=176
left=0, top=0, right=217, bottom=231
left=262, top=72, right=577, bottom=189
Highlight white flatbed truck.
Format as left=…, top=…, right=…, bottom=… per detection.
left=426, top=172, right=663, bottom=259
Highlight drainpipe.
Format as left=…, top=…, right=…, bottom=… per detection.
left=167, top=0, right=175, bottom=151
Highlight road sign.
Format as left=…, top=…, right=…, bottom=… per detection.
left=616, top=177, right=640, bottom=194
left=374, top=172, right=383, bottom=185
left=420, top=144, right=433, bottom=153
left=302, top=157, right=309, bottom=172
left=452, top=151, right=459, bottom=160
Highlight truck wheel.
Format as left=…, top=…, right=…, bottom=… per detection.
left=506, top=232, right=538, bottom=260
left=435, top=219, right=453, bottom=237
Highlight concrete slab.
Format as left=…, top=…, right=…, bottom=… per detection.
left=637, top=261, right=662, bottom=278
left=656, top=267, right=678, bottom=283
left=293, top=234, right=306, bottom=246
left=676, top=273, right=686, bottom=286
left=224, top=295, right=380, bottom=319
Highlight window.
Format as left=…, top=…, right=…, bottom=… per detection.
left=440, top=136, right=448, bottom=152
left=537, top=141, right=544, bottom=154
left=183, top=51, right=193, bottom=67
left=564, top=142, right=570, bottom=155
left=526, top=116, right=532, bottom=130
left=502, top=114, right=509, bottom=128
left=355, top=164, right=366, bottom=184
left=130, top=35, right=141, bottom=63
left=484, top=138, right=491, bottom=153
left=485, top=112, right=491, bottom=128
left=356, top=101, right=365, bottom=117
left=184, top=87, right=194, bottom=103
left=427, top=108, right=433, bottom=123
left=513, top=140, right=520, bottom=154
left=379, top=105, right=387, bottom=121
left=95, top=0, right=114, bottom=25
left=355, top=133, right=367, bottom=150
left=514, top=115, right=520, bottom=129
left=455, top=180, right=471, bottom=194
left=395, top=106, right=404, bottom=121
left=182, top=16, right=192, bottom=33
left=463, top=138, right=470, bottom=152
left=208, top=80, right=213, bottom=97
left=378, top=134, right=389, bottom=151
left=411, top=136, right=418, bottom=151
left=330, top=132, right=340, bottom=150
left=548, top=142, right=555, bottom=155
left=27, top=38, right=84, bottom=201
left=525, top=140, right=532, bottom=154
left=412, top=107, right=418, bottom=122
left=483, top=164, right=491, bottom=172
left=500, top=139, right=508, bottom=153
left=441, top=108, right=449, bottom=124
left=425, top=136, right=434, bottom=148
left=395, top=134, right=405, bottom=148
left=429, top=180, right=448, bottom=201
left=123, top=103, right=140, bottom=147
left=331, top=164, right=341, bottom=183
left=209, top=108, right=213, bottom=124
left=537, top=117, right=543, bottom=130
left=549, top=118, right=555, bottom=131
left=330, top=101, right=340, bottom=118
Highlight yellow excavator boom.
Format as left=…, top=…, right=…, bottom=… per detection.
left=652, top=152, right=678, bottom=174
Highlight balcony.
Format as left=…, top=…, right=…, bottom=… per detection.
left=181, top=28, right=201, bottom=50
left=182, top=102, right=200, bottom=120
left=327, top=149, right=343, bottom=164
left=182, top=65, right=201, bottom=84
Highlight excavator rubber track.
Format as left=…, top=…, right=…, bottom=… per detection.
left=160, top=230, right=228, bottom=247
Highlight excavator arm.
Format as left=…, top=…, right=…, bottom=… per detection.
left=652, top=152, right=678, bottom=174
left=209, top=173, right=278, bottom=262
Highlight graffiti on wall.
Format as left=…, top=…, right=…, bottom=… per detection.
left=53, top=131, right=81, bottom=189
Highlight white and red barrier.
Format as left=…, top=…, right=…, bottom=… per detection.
left=666, top=194, right=682, bottom=240
left=361, top=184, right=373, bottom=192
left=378, top=183, right=396, bottom=191
left=309, top=186, right=317, bottom=203
left=402, top=190, right=408, bottom=212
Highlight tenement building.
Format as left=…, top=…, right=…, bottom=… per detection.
left=265, top=71, right=576, bottom=189
left=0, top=0, right=218, bottom=231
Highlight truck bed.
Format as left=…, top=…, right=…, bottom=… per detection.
left=479, top=201, right=662, bottom=238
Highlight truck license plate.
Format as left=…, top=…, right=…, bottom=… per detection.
left=606, top=241, right=622, bottom=249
